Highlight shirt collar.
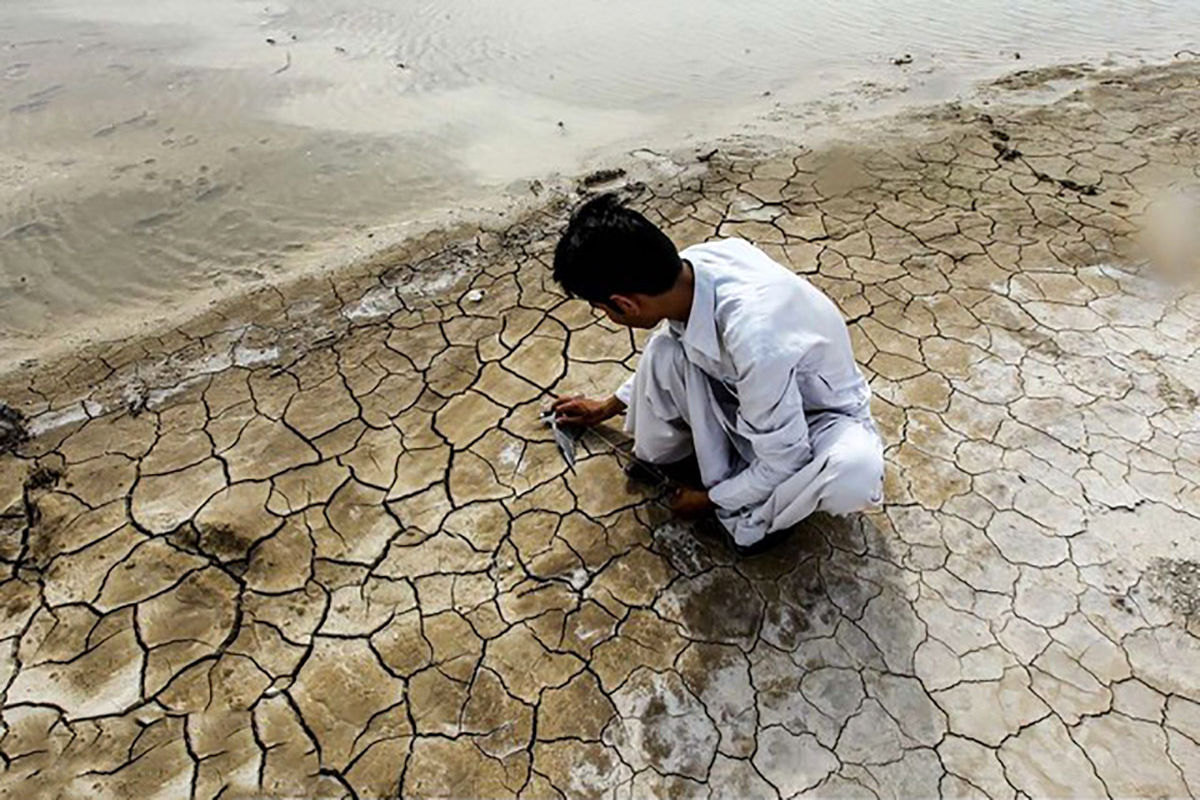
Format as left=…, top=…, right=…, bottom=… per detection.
left=671, top=257, right=721, bottom=361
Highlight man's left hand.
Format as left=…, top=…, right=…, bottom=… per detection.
left=669, top=487, right=715, bottom=518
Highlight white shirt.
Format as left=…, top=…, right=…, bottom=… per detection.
left=616, top=238, right=872, bottom=512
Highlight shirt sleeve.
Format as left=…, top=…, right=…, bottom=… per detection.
left=614, top=373, right=635, bottom=407
left=707, top=349, right=813, bottom=512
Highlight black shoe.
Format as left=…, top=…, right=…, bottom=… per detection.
left=728, top=534, right=777, bottom=558
left=660, top=455, right=703, bottom=488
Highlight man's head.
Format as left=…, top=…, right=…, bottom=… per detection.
left=553, top=193, right=682, bottom=328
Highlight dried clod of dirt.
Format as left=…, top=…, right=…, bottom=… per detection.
left=24, top=466, right=62, bottom=492
left=0, top=404, right=28, bottom=454
left=581, top=168, right=627, bottom=188
left=992, top=141, right=1023, bottom=161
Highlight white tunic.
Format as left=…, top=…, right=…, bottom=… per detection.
left=615, top=238, right=883, bottom=545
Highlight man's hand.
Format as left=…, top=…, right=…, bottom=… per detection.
left=669, top=487, right=715, bottom=518
left=551, top=394, right=625, bottom=427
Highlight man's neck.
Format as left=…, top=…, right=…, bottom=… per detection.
left=663, top=260, right=695, bottom=323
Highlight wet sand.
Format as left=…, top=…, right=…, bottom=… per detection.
left=0, top=59, right=1198, bottom=797
left=4, top=0, right=1200, bottom=372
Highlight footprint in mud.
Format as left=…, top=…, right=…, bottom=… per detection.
left=9, top=83, right=63, bottom=113
left=195, top=183, right=231, bottom=203
left=113, top=159, right=153, bottom=176
left=9, top=99, right=48, bottom=114
left=160, top=133, right=199, bottom=148
left=93, top=111, right=156, bottom=139
left=3, top=63, right=31, bottom=80
left=2, top=220, right=55, bottom=241
left=132, top=210, right=180, bottom=230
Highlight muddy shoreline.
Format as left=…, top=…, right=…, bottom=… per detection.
left=4, top=57, right=1190, bottom=417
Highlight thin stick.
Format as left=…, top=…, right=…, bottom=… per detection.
left=576, top=424, right=676, bottom=511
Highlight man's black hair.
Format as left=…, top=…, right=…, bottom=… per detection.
left=552, top=193, right=681, bottom=305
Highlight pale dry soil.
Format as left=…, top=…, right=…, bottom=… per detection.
left=0, top=61, right=1199, bottom=799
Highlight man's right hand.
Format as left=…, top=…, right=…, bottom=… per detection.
left=550, top=394, right=626, bottom=427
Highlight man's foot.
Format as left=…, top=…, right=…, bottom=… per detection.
left=623, top=454, right=703, bottom=487
left=623, top=458, right=664, bottom=486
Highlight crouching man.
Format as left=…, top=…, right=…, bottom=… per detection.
left=551, top=194, right=884, bottom=551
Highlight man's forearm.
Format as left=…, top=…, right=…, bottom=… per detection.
left=603, top=395, right=627, bottom=419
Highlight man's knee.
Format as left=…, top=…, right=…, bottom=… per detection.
left=820, top=431, right=884, bottom=514
left=628, top=335, right=694, bottom=464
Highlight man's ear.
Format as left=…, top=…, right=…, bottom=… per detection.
left=608, top=295, right=638, bottom=316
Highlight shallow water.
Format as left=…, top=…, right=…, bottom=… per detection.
left=2, top=0, right=1198, bottom=368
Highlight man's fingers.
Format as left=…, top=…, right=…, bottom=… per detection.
left=553, top=402, right=584, bottom=418
left=557, top=408, right=595, bottom=426
left=552, top=396, right=602, bottom=425
left=550, top=395, right=584, bottom=412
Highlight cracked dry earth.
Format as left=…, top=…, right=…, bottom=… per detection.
left=2, top=61, right=1200, bottom=800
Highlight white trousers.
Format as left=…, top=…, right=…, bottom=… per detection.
left=624, top=335, right=884, bottom=546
